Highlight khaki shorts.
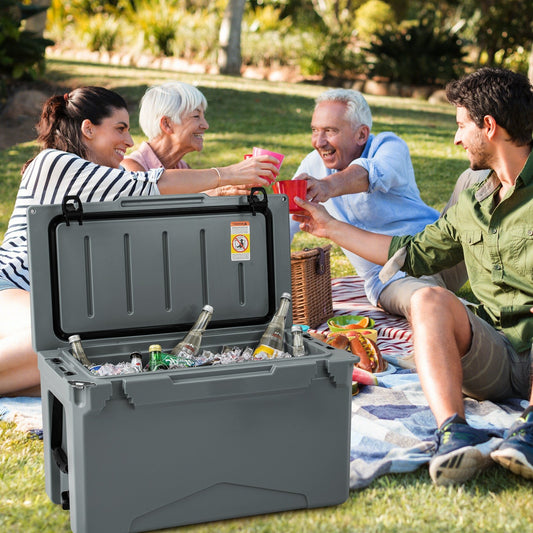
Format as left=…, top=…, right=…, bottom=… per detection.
left=462, top=305, right=531, bottom=401
left=378, top=168, right=489, bottom=320
left=377, top=262, right=468, bottom=319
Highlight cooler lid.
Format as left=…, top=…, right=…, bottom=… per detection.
left=28, top=189, right=291, bottom=351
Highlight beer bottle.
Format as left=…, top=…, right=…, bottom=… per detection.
left=170, top=304, right=214, bottom=357
left=291, top=325, right=305, bottom=357
left=68, top=334, right=92, bottom=367
left=253, top=292, right=291, bottom=358
left=130, top=352, right=143, bottom=372
left=149, top=344, right=167, bottom=371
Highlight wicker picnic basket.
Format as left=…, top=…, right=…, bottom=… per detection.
left=291, top=245, right=333, bottom=328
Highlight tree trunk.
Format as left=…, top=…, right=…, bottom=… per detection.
left=217, top=0, right=246, bottom=76
left=529, top=42, right=533, bottom=84
left=24, top=0, right=51, bottom=37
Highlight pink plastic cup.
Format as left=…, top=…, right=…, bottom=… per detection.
left=272, top=179, right=307, bottom=214
left=252, top=147, right=285, bottom=183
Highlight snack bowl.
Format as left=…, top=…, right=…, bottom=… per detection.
left=327, top=314, right=375, bottom=332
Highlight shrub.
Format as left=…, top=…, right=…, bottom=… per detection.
left=170, top=8, right=219, bottom=63
left=76, top=13, right=121, bottom=52
left=499, top=46, right=530, bottom=76
left=0, top=0, right=54, bottom=98
left=365, top=13, right=467, bottom=86
left=301, top=32, right=368, bottom=80
left=123, top=0, right=180, bottom=57
left=354, top=0, right=397, bottom=42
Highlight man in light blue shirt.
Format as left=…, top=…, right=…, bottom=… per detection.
left=290, top=88, right=475, bottom=319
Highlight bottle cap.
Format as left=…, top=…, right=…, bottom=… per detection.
left=202, top=304, right=214, bottom=313
left=291, top=325, right=302, bottom=332
left=148, top=344, right=162, bottom=352
left=68, top=334, right=81, bottom=342
left=281, top=292, right=291, bottom=300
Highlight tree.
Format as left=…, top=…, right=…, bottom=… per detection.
left=309, top=0, right=366, bottom=34
left=471, top=0, right=533, bottom=67
left=217, top=0, right=246, bottom=75
left=0, top=0, right=53, bottom=97
left=529, top=43, right=533, bottom=84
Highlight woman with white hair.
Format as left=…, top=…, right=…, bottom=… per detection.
left=123, top=81, right=270, bottom=195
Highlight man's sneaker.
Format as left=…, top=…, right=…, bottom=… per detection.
left=491, top=411, right=533, bottom=480
left=429, top=418, right=497, bottom=486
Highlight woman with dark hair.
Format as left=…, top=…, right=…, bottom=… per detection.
left=0, top=86, right=278, bottom=396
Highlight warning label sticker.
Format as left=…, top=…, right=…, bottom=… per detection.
left=230, top=221, right=250, bottom=261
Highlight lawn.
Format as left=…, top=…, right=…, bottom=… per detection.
left=1, top=58, right=530, bottom=533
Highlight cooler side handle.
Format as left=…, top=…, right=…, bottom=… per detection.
left=51, top=395, right=69, bottom=474
left=122, top=362, right=323, bottom=407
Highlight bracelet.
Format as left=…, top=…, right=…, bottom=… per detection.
left=211, top=167, right=222, bottom=188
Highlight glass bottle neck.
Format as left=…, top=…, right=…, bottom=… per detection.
left=191, top=309, right=212, bottom=333
left=274, top=296, right=290, bottom=320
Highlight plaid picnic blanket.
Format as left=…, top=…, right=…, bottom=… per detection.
left=319, top=275, right=526, bottom=489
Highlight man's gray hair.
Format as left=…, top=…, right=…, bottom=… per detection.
left=315, top=88, right=373, bottom=131
left=139, top=81, right=208, bottom=140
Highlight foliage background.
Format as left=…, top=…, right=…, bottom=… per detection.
left=2, top=0, right=532, bottom=104
left=42, top=0, right=533, bottom=83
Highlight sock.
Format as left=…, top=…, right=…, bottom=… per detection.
left=440, top=413, right=467, bottom=429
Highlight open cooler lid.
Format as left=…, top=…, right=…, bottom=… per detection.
left=28, top=189, right=291, bottom=351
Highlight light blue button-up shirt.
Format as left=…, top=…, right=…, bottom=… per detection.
left=290, top=132, right=439, bottom=305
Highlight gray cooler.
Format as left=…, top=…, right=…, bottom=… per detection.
left=28, top=189, right=355, bottom=533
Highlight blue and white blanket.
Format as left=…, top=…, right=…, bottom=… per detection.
left=349, top=370, right=526, bottom=489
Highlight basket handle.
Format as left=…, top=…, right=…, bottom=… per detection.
left=303, top=247, right=327, bottom=275
left=315, top=247, right=326, bottom=275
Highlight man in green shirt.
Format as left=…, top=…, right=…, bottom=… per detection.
left=293, top=67, right=533, bottom=486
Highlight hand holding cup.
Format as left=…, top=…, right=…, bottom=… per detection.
left=272, top=179, right=308, bottom=214
left=250, top=147, right=284, bottom=183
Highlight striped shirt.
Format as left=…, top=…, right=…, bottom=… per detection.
left=0, top=149, right=164, bottom=291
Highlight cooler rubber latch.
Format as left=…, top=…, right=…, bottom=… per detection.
left=247, top=187, right=268, bottom=216
left=62, top=195, right=84, bottom=226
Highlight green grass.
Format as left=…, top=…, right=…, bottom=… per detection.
left=0, top=58, right=527, bottom=533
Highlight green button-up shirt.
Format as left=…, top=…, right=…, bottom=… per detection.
left=388, top=151, right=533, bottom=353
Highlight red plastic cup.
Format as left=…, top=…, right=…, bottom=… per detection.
left=272, top=179, right=307, bottom=214
left=252, top=147, right=284, bottom=184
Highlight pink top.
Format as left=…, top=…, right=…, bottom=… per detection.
left=125, top=141, right=190, bottom=171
